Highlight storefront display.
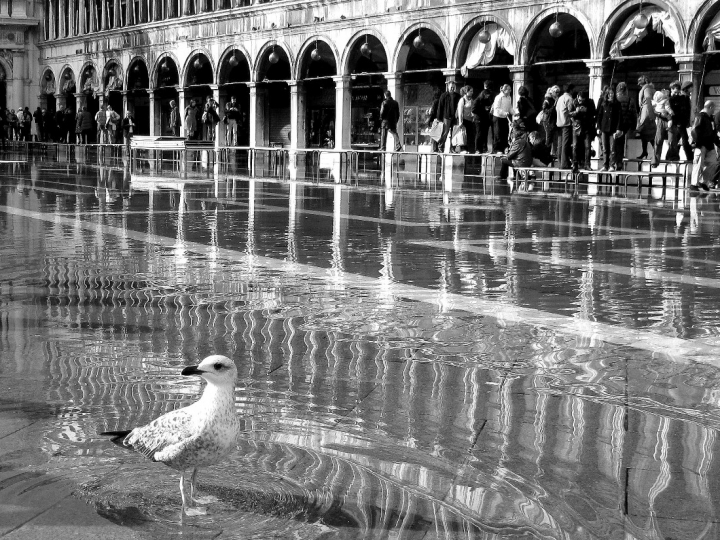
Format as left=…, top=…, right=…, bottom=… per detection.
left=350, top=85, right=383, bottom=149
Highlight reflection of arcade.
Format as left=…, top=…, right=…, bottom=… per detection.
left=350, top=82, right=383, bottom=148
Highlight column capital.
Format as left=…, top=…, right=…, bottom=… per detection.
left=673, top=54, right=703, bottom=64
left=207, top=84, right=219, bottom=91
left=383, top=71, right=402, bottom=81
left=53, top=93, right=64, bottom=99
left=509, top=65, right=531, bottom=74
left=246, top=82, right=258, bottom=89
left=287, top=80, right=302, bottom=88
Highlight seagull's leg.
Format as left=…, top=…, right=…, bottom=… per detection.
left=180, top=470, right=207, bottom=516
left=189, top=467, right=216, bottom=506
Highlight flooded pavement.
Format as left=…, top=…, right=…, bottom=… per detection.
left=2, top=152, right=720, bottom=539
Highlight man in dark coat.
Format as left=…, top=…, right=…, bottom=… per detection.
left=690, top=100, right=720, bottom=191
left=668, top=80, right=693, bottom=161
left=436, top=81, right=461, bottom=153
left=379, top=90, right=401, bottom=152
left=472, top=80, right=495, bottom=153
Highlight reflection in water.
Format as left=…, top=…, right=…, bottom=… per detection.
left=1, top=159, right=720, bottom=538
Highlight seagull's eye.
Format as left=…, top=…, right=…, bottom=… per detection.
left=214, top=362, right=223, bottom=371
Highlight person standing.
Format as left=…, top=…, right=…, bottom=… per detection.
left=456, top=86, right=475, bottom=153
left=379, top=90, right=402, bottom=152
left=95, top=104, right=108, bottom=144
left=55, top=106, right=65, bottom=142
left=615, top=82, right=637, bottom=170
left=184, top=99, right=197, bottom=140
left=203, top=96, right=220, bottom=142
left=42, top=109, right=55, bottom=142
left=224, top=96, right=240, bottom=146
left=491, top=84, right=513, bottom=153
left=596, top=87, right=622, bottom=171
left=689, top=101, right=720, bottom=192
left=555, top=84, right=575, bottom=169
left=21, top=108, right=32, bottom=141
left=7, top=109, right=16, bottom=141
left=436, top=81, right=461, bottom=153
left=168, top=100, right=181, bottom=136
left=76, top=106, right=93, bottom=144
left=64, top=107, right=76, bottom=144
left=540, top=86, right=560, bottom=154
left=636, top=85, right=656, bottom=160
left=122, top=111, right=135, bottom=151
left=668, top=80, right=693, bottom=162
left=651, top=89, right=673, bottom=167
left=569, top=90, right=590, bottom=172
left=472, top=80, right=494, bottom=153
left=33, top=106, right=44, bottom=142
left=106, top=105, right=121, bottom=143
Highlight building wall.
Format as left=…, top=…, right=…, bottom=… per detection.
left=32, top=0, right=720, bottom=146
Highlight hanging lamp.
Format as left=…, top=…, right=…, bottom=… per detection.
left=311, top=40, right=322, bottom=61
left=413, top=29, right=425, bottom=50
left=633, top=0, right=649, bottom=30
left=360, top=34, right=372, bottom=58
left=549, top=10, right=564, bottom=38
left=478, top=22, right=491, bottom=44
left=228, top=51, right=239, bottom=67
left=269, top=45, right=280, bottom=64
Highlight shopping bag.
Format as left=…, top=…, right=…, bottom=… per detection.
left=427, top=119, right=443, bottom=142
left=451, top=125, right=466, bottom=147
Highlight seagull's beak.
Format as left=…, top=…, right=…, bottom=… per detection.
left=181, top=365, right=205, bottom=376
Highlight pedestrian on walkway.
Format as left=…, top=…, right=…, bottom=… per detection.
left=491, top=84, right=513, bottom=153
left=636, top=85, right=656, bottom=159
left=122, top=111, right=135, bottom=151
left=379, top=90, right=402, bottom=152
left=436, top=81, right=461, bottom=153
left=668, top=80, right=693, bottom=161
left=168, top=100, right=181, bottom=136
left=555, top=84, right=575, bottom=169
left=689, top=101, right=720, bottom=192
left=456, top=85, right=475, bottom=153
left=76, top=106, right=93, bottom=144
left=203, top=96, right=220, bottom=142
left=33, top=107, right=43, bottom=142
left=615, top=82, right=637, bottom=170
left=540, top=86, right=560, bottom=154
left=651, top=89, right=673, bottom=166
left=64, top=107, right=76, bottom=144
left=596, top=87, right=622, bottom=171
left=184, top=99, right=198, bottom=140
left=471, top=80, right=494, bottom=153
left=95, top=105, right=108, bottom=144
left=224, top=96, right=240, bottom=146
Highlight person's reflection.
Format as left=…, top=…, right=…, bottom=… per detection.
left=689, top=197, right=699, bottom=234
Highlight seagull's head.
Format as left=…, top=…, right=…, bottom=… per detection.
left=182, top=355, right=237, bottom=388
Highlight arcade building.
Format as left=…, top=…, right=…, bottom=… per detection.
left=10, top=0, right=720, bottom=151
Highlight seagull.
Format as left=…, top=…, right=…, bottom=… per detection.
left=100, top=355, right=240, bottom=516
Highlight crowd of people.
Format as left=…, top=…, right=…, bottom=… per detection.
left=0, top=104, right=137, bottom=147
left=425, top=76, right=719, bottom=189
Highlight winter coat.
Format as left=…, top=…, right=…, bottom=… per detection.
left=506, top=133, right=533, bottom=167
left=597, top=99, right=621, bottom=134
left=184, top=106, right=197, bottom=133
left=637, top=87, right=656, bottom=138
left=437, top=90, right=461, bottom=123
left=76, top=111, right=93, bottom=132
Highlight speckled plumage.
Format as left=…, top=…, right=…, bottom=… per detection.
left=101, top=355, right=240, bottom=515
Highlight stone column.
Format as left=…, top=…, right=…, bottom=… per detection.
left=288, top=80, right=305, bottom=150
left=59, top=0, right=66, bottom=36
left=332, top=75, right=351, bottom=151
left=384, top=71, right=404, bottom=149
left=148, top=90, right=158, bottom=136
left=48, top=0, right=56, bottom=38
left=78, top=0, right=86, bottom=33
left=0, top=0, right=9, bottom=17
left=509, top=65, right=532, bottom=100
left=75, top=92, right=87, bottom=110
left=122, top=90, right=130, bottom=114
left=177, top=88, right=185, bottom=111
left=248, top=82, right=266, bottom=147
left=55, top=93, right=67, bottom=110
left=675, top=54, right=704, bottom=117
left=11, top=52, right=24, bottom=111
left=585, top=60, right=604, bottom=105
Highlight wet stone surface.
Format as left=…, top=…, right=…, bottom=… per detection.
left=1, top=153, right=720, bottom=538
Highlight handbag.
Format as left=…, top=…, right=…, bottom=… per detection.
left=451, top=125, right=466, bottom=147
left=536, top=110, right=546, bottom=125
left=427, top=119, right=443, bottom=142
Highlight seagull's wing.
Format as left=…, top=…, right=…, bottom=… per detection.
left=124, top=408, right=196, bottom=463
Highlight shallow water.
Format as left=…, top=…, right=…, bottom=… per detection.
left=2, top=153, right=720, bottom=538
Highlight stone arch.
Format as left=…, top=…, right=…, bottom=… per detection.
left=102, top=58, right=124, bottom=93
left=452, top=14, right=518, bottom=69
left=341, top=28, right=390, bottom=75
left=687, top=0, right=719, bottom=53
left=295, top=35, right=340, bottom=80
left=597, top=0, right=686, bottom=58
left=392, top=21, right=450, bottom=72
left=40, top=66, right=55, bottom=95
left=181, top=47, right=216, bottom=87
left=216, top=44, right=252, bottom=85
left=58, top=65, right=76, bottom=94
left=126, top=55, right=150, bottom=89
left=253, top=40, right=294, bottom=82
left=519, top=6, right=597, bottom=64
left=79, top=60, right=100, bottom=95
left=150, top=51, right=181, bottom=89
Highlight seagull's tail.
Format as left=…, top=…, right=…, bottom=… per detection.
left=99, top=430, right=132, bottom=447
